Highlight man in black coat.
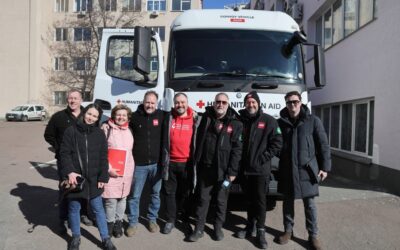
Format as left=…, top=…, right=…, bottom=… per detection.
left=277, top=91, right=331, bottom=250
left=126, top=90, right=165, bottom=236
left=236, top=91, right=282, bottom=249
left=188, top=93, right=243, bottom=242
left=44, top=89, right=93, bottom=233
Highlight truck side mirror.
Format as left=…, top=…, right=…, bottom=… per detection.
left=134, top=26, right=152, bottom=75
left=313, top=44, right=326, bottom=87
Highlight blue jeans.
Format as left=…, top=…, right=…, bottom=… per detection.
left=68, top=196, right=109, bottom=240
left=282, top=196, right=318, bottom=237
left=127, top=163, right=162, bottom=226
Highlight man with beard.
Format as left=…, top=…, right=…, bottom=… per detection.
left=188, top=93, right=243, bottom=242
left=161, top=93, right=200, bottom=234
left=277, top=91, right=331, bottom=250
left=126, top=90, right=165, bottom=236
left=236, top=91, right=282, bottom=249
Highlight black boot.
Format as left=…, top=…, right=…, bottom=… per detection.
left=236, top=220, right=256, bottom=239
left=113, top=220, right=123, bottom=238
left=187, top=229, right=204, bottom=242
left=256, top=228, right=268, bottom=249
left=102, top=238, right=117, bottom=250
left=68, top=236, right=80, bottom=250
left=214, top=224, right=224, bottom=241
left=107, top=222, right=114, bottom=238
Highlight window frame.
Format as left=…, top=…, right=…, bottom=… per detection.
left=99, top=0, right=117, bottom=11
left=54, top=57, right=68, bottom=71
left=73, top=57, right=91, bottom=71
left=74, top=0, right=93, bottom=12
left=147, top=0, right=166, bottom=12
left=55, top=28, right=68, bottom=41
left=315, top=98, right=374, bottom=157
left=54, top=91, right=67, bottom=105
left=74, top=27, right=92, bottom=41
left=172, top=0, right=191, bottom=11
left=122, top=0, right=141, bottom=11
left=55, top=0, right=69, bottom=12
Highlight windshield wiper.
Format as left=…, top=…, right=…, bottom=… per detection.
left=234, top=74, right=293, bottom=92
left=182, top=72, right=249, bottom=91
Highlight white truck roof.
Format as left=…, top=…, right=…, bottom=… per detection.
left=171, top=9, right=299, bottom=33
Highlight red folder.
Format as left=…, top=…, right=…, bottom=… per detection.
left=108, top=148, right=127, bottom=176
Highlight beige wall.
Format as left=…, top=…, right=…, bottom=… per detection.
left=0, top=0, right=202, bottom=117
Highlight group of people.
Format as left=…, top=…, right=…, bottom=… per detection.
left=44, top=89, right=331, bottom=250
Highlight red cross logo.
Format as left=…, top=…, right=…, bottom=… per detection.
left=196, top=100, right=205, bottom=109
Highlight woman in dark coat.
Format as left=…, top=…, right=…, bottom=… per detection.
left=59, top=104, right=116, bottom=250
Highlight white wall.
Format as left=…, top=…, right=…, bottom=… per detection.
left=302, top=0, right=400, bottom=170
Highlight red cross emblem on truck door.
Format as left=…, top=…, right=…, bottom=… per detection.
left=196, top=100, right=205, bottom=109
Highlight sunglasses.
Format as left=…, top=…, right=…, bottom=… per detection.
left=215, top=100, right=228, bottom=105
left=286, top=100, right=301, bottom=105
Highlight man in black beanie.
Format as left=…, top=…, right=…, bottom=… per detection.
left=236, top=91, right=282, bottom=249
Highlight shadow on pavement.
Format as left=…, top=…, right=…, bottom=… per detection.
left=9, top=183, right=102, bottom=247
left=29, top=161, right=59, bottom=181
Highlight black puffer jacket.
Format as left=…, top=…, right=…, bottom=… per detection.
left=130, top=104, right=165, bottom=166
left=59, top=120, right=109, bottom=199
left=194, top=106, right=243, bottom=182
left=239, top=109, right=282, bottom=176
left=278, top=105, right=331, bottom=199
left=44, top=106, right=82, bottom=160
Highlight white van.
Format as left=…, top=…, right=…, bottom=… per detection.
left=5, top=104, right=46, bottom=121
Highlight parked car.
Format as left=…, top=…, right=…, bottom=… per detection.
left=5, top=104, right=46, bottom=121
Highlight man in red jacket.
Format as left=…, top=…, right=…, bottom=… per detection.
left=161, top=93, right=199, bottom=235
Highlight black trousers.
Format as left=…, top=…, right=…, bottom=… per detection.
left=194, top=168, right=229, bottom=231
left=162, top=162, right=192, bottom=223
left=242, top=175, right=268, bottom=228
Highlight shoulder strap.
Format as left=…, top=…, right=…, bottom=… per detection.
left=73, top=127, right=84, bottom=174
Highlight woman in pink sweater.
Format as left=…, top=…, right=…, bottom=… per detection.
left=102, top=104, right=134, bottom=238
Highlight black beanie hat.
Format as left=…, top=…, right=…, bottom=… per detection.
left=244, top=91, right=260, bottom=107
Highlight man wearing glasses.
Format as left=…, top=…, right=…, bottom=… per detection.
left=188, top=93, right=243, bottom=242
left=277, top=91, right=331, bottom=250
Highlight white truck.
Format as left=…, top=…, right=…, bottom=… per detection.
left=92, top=9, right=326, bottom=202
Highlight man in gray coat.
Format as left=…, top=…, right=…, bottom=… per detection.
left=277, top=91, right=331, bottom=250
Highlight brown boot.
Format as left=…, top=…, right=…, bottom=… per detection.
left=278, top=231, right=292, bottom=245
left=309, top=236, right=322, bottom=250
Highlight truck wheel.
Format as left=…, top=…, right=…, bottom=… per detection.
left=21, top=116, right=28, bottom=122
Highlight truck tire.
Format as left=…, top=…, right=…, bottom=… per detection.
left=21, top=116, right=28, bottom=122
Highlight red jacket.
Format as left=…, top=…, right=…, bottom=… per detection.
left=169, top=107, right=194, bottom=163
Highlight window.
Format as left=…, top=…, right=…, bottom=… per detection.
left=323, top=10, right=332, bottom=49
left=147, top=0, right=166, bottom=11
left=172, top=0, right=191, bottom=11
left=316, top=99, right=374, bottom=156
left=74, top=0, right=92, bottom=12
left=54, top=91, right=67, bottom=105
left=316, top=0, right=375, bottom=49
left=149, top=26, right=165, bottom=41
left=150, top=56, right=158, bottom=71
left=106, top=37, right=159, bottom=82
left=55, top=28, right=68, bottom=41
left=74, top=57, right=90, bottom=70
left=74, top=27, right=91, bottom=41
left=99, top=0, right=117, bottom=11
left=35, top=106, right=44, bottom=111
left=54, top=57, right=67, bottom=70
left=122, top=0, right=141, bottom=11
left=332, top=0, right=343, bottom=44
left=344, top=0, right=357, bottom=36
left=55, top=0, right=68, bottom=12
left=359, top=0, right=374, bottom=26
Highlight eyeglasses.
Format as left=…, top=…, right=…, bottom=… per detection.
left=215, top=100, right=228, bottom=105
left=286, top=100, right=301, bottom=105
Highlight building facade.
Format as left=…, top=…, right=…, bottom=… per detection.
left=250, top=0, right=400, bottom=195
left=0, top=0, right=202, bottom=116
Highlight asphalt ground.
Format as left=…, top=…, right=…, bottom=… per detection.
left=0, top=121, right=399, bottom=250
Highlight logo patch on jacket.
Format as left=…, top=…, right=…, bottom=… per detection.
left=227, top=125, right=233, bottom=133
left=153, top=119, right=159, bottom=126
left=257, top=122, right=265, bottom=129
left=217, top=123, right=224, bottom=131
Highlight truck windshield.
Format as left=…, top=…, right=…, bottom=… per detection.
left=170, top=29, right=303, bottom=85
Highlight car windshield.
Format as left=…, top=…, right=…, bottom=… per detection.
left=12, top=106, right=28, bottom=111
left=170, top=29, right=303, bottom=84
